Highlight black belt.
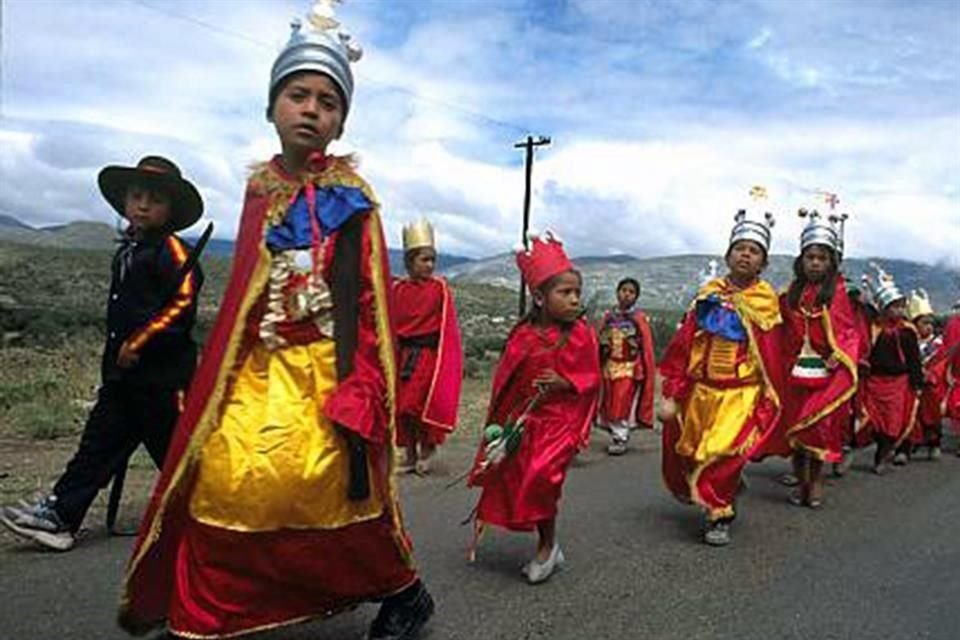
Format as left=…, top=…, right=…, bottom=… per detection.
left=399, top=333, right=439, bottom=380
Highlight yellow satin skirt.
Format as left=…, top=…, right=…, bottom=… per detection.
left=675, top=381, right=761, bottom=462
left=189, top=339, right=383, bottom=532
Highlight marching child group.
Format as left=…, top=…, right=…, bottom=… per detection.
left=2, top=3, right=959, bottom=640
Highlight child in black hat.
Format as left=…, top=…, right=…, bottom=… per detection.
left=0, top=155, right=205, bottom=551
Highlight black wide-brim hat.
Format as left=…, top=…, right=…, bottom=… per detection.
left=98, top=155, right=203, bottom=232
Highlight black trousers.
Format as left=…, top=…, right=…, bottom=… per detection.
left=52, top=381, right=182, bottom=531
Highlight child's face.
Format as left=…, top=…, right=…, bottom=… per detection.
left=538, top=271, right=582, bottom=324
left=124, top=184, right=172, bottom=233
left=883, top=299, right=906, bottom=319
left=915, top=315, right=934, bottom=338
left=801, top=244, right=833, bottom=283
left=726, top=240, right=765, bottom=282
left=406, top=248, right=436, bottom=280
left=272, top=72, right=344, bottom=157
left=616, top=283, right=638, bottom=310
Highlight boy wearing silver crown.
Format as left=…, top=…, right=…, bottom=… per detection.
left=659, top=190, right=783, bottom=546
left=907, top=290, right=946, bottom=460
left=858, top=266, right=924, bottom=473
left=119, top=4, right=433, bottom=639
left=760, top=207, right=859, bottom=508
left=392, top=219, right=463, bottom=475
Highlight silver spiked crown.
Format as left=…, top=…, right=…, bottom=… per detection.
left=729, top=186, right=775, bottom=254
left=798, top=192, right=848, bottom=257
left=269, top=1, right=363, bottom=118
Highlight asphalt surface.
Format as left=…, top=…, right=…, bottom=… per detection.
left=2, top=433, right=959, bottom=640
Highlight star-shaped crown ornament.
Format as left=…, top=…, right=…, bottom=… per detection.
left=729, top=186, right=776, bottom=253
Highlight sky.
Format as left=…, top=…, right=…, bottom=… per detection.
left=1, top=0, right=958, bottom=266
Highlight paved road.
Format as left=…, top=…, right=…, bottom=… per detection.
left=2, top=433, right=958, bottom=640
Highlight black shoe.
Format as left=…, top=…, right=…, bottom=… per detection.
left=368, top=580, right=435, bottom=640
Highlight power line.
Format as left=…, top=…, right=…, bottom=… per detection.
left=127, top=0, right=532, bottom=134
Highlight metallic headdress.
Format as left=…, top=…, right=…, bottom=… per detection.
left=402, top=218, right=436, bottom=252
left=729, top=186, right=775, bottom=253
left=269, top=1, right=363, bottom=117
left=798, top=192, right=848, bottom=256
left=907, top=289, right=935, bottom=320
left=516, top=229, right=574, bottom=293
left=865, top=262, right=905, bottom=309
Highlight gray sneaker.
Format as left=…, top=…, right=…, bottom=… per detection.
left=0, top=495, right=75, bottom=551
left=704, top=521, right=731, bottom=547
left=929, top=447, right=941, bottom=461
left=892, top=452, right=908, bottom=466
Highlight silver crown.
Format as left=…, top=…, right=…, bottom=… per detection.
left=798, top=208, right=846, bottom=255
left=865, top=262, right=905, bottom=309
left=269, top=1, right=363, bottom=117
left=729, top=186, right=775, bottom=253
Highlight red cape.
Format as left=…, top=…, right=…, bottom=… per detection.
left=761, top=277, right=859, bottom=461
left=119, top=157, right=415, bottom=634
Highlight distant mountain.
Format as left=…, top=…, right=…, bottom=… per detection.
left=446, top=253, right=960, bottom=312
left=0, top=218, right=116, bottom=250
left=3, top=215, right=956, bottom=311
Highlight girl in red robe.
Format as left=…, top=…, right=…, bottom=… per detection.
left=468, top=231, right=600, bottom=584
left=659, top=201, right=782, bottom=546
left=597, top=277, right=656, bottom=456
left=119, top=8, right=432, bottom=639
left=858, top=267, right=924, bottom=474
left=763, top=211, right=858, bottom=508
left=393, top=218, right=463, bottom=474
left=943, top=309, right=960, bottom=449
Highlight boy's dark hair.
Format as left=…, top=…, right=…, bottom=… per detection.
left=786, top=245, right=840, bottom=309
left=617, top=277, right=640, bottom=296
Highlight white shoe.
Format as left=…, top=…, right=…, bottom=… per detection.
left=525, top=544, right=565, bottom=584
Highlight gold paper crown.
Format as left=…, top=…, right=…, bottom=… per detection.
left=907, top=288, right=935, bottom=320
left=402, top=218, right=435, bottom=252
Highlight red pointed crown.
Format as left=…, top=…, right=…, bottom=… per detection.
left=515, top=229, right=574, bottom=292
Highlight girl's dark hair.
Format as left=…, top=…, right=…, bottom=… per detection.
left=617, top=277, right=640, bottom=295
left=786, top=244, right=840, bottom=309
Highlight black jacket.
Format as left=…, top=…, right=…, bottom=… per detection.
left=101, top=232, right=203, bottom=388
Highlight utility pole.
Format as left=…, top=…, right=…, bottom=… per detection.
left=514, top=134, right=551, bottom=316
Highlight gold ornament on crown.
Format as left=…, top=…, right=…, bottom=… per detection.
left=402, top=218, right=436, bottom=252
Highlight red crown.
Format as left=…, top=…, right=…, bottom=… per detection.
left=515, top=230, right=574, bottom=292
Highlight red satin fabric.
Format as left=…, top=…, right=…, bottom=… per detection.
left=860, top=374, right=916, bottom=440
left=598, top=309, right=656, bottom=427
left=763, top=279, right=859, bottom=462
left=169, top=515, right=415, bottom=637
left=943, top=316, right=960, bottom=422
left=121, top=157, right=416, bottom=636
left=393, top=276, right=463, bottom=443
left=468, top=319, right=600, bottom=531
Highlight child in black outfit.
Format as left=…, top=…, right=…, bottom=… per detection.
left=0, top=155, right=205, bottom=551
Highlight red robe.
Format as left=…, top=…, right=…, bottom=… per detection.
left=762, top=278, right=859, bottom=463
left=597, top=308, right=656, bottom=427
left=914, top=334, right=947, bottom=443
left=660, top=278, right=782, bottom=521
left=943, top=315, right=960, bottom=425
left=119, top=157, right=417, bottom=638
left=468, top=319, right=600, bottom=531
left=858, top=318, right=922, bottom=447
left=393, top=276, right=463, bottom=446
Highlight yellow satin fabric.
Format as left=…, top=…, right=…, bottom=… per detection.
left=676, top=381, right=761, bottom=462
left=189, top=339, right=383, bottom=532
left=687, top=332, right=761, bottom=383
